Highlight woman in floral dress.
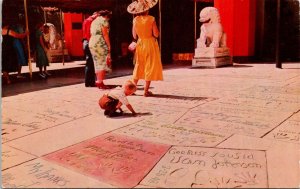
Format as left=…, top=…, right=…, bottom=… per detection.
left=89, top=10, right=112, bottom=89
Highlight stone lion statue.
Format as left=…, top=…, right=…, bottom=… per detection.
left=197, top=7, right=227, bottom=48
left=43, top=23, right=63, bottom=50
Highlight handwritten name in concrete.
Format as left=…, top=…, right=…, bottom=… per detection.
left=26, top=162, right=70, bottom=187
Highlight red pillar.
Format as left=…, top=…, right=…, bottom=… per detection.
left=64, top=13, right=84, bottom=57
left=214, top=0, right=256, bottom=57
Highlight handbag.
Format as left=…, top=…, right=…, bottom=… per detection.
left=128, top=41, right=137, bottom=52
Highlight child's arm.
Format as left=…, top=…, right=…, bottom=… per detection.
left=126, top=104, right=136, bottom=115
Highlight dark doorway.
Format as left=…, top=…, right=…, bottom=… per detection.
left=255, top=0, right=300, bottom=62
left=160, top=0, right=213, bottom=64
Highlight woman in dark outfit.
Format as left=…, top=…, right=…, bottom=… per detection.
left=1, top=24, right=28, bottom=84
left=35, top=23, right=50, bottom=79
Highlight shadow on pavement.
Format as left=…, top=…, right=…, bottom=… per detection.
left=190, top=64, right=253, bottom=69
left=108, top=112, right=153, bottom=119
left=135, top=93, right=210, bottom=101
left=1, top=66, right=132, bottom=97
left=283, top=67, right=300, bottom=69
left=232, top=64, right=253, bottom=68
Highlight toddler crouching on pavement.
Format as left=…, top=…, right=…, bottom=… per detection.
left=98, top=80, right=137, bottom=117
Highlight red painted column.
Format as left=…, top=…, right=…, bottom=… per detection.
left=214, top=0, right=256, bottom=57
left=64, top=13, right=84, bottom=57
left=214, top=0, right=234, bottom=55
left=64, top=13, right=72, bottom=55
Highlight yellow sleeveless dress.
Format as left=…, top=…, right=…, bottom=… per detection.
left=133, top=15, right=163, bottom=81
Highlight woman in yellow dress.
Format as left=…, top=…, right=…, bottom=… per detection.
left=127, top=0, right=163, bottom=97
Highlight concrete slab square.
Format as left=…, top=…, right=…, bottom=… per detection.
left=248, top=85, right=300, bottom=95
left=6, top=114, right=141, bottom=156
left=114, top=120, right=231, bottom=147
left=266, top=141, right=299, bottom=188
left=264, top=119, right=300, bottom=144
left=141, top=146, right=268, bottom=188
left=44, top=133, right=170, bottom=188
left=290, top=111, right=300, bottom=121
left=176, top=103, right=292, bottom=137
left=217, top=134, right=299, bottom=188
left=231, top=90, right=300, bottom=112
left=147, top=86, right=222, bottom=99
left=142, top=95, right=215, bottom=109
left=2, top=145, right=37, bottom=170
left=2, top=104, right=91, bottom=143
left=133, top=103, right=189, bottom=123
left=217, top=134, right=274, bottom=150
left=2, top=159, right=114, bottom=188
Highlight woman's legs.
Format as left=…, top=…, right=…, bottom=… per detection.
left=133, top=79, right=153, bottom=96
left=43, top=66, right=51, bottom=76
left=39, top=67, right=43, bottom=74
left=17, top=65, right=25, bottom=78
left=96, top=70, right=105, bottom=84
left=95, top=70, right=109, bottom=89
left=3, top=71, right=11, bottom=84
left=38, top=67, right=47, bottom=79
left=133, top=79, right=139, bottom=86
left=144, top=80, right=153, bottom=96
left=17, top=65, right=22, bottom=76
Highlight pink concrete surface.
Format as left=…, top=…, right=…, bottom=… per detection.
left=44, top=133, right=170, bottom=188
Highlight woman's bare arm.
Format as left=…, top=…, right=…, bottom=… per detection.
left=2, top=27, right=28, bottom=39
left=102, top=26, right=111, bottom=51
left=152, top=20, right=159, bottom=38
left=132, top=23, right=137, bottom=40
left=9, top=29, right=28, bottom=39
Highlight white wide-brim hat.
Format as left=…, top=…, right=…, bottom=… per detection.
left=127, top=0, right=158, bottom=14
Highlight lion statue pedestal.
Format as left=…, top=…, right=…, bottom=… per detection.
left=192, top=7, right=232, bottom=68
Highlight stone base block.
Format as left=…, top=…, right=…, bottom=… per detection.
left=47, top=49, right=71, bottom=63
left=194, top=47, right=230, bottom=58
left=192, top=56, right=232, bottom=68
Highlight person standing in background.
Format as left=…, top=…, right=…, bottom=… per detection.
left=35, top=23, right=50, bottom=79
left=1, top=23, right=28, bottom=84
left=82, top=11, right=99, bottom=87
left=127, top=0, right=163, bottom=97
left=89, top=10, right=112, bottom=89
left=12, top=23, right=28, bottom=79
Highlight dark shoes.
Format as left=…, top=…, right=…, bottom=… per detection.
left=96, top=82, right=110, bottom=89
left=39, top=73, right=47, bottom=79
left=144, top=91, right=154, bottom=97
left=44, top=71, right=51, bottom=76
left=17, top=75, right=26, bottom=79
left=85, top=83, right=96, bottom=87
left=104, top=110, right=123, bottom=117
left=38, top=71, right=51, bottom=79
